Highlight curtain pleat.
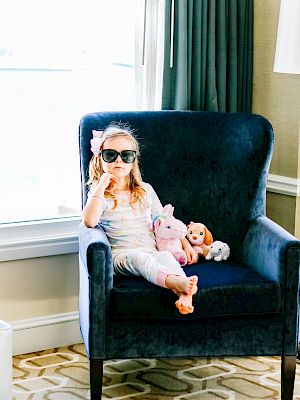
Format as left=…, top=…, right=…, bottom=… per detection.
left=227, top=0, right=238, bottom=112
left=176, top=0, right=188, bottom=109
left=162, top=0, right=253, bottom=112
left=216, top=0, right=227, bottom=111
left=191, top=0, right=201, bottom=110
left=200, top=0, right=208, bottom=110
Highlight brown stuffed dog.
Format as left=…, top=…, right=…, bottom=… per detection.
left=186, top=222, right=213, bottom=258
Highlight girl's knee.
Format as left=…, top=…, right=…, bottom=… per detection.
left=159, top=250, right=177, bottom=262
left=159, top=250, right=173, bottom=258
left=130, top=251, right=153, bottom=266
left=157, top=250, right=183, bottom=270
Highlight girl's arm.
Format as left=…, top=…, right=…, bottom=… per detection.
left=181, top=237, right=198, bottom=265
left=82, top=173, right=117, bottom=228
left=82, top=188, right=106, bottom=228
left=149, top=184, right=164, bottom=217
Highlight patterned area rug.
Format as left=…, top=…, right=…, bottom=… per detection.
left=13, top=344, right=300, bottom=399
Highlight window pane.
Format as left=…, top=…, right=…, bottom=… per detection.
left=0, top=0, right=136, bottom=223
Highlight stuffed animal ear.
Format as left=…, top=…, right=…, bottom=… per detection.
left=203, top=226, right=213, bottom=245
left=163, top=204, right=174, bottom=217
left=187, top=221, right=194, bottom=230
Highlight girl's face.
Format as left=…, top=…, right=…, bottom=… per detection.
left=101, top=136, right=135, bottom=180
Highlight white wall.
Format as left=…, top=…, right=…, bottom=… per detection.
left=0, top=253, right=78, bottom=321
left=0, top=253, right=81, bottom=354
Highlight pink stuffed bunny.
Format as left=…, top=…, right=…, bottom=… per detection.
left=153, top=204, right=188, bottom=266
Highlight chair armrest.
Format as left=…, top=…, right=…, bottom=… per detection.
left=78, top=223, right=113, bottom=358
left=240, top=216, right=300, bottom=355
left=240, top=216, right=300, bottom=284
left=78, top=222, right=113, bottom=291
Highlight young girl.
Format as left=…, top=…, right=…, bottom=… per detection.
left=82, top=124, right=199, bottom=314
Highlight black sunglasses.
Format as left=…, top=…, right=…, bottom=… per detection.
left=100, top=149, right=137, bottom=164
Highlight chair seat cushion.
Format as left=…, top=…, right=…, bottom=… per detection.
left=110, top=260, right=281, bottom=319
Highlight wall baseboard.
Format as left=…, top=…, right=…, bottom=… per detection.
left=10, top=312, right=83, bottom=356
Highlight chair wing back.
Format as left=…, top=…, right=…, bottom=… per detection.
left=79, top=111, right=274, bottom=258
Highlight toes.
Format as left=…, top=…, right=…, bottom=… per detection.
left=189, top=276, right=198, bottom=286
left=175, top=300, right=182, bottom=310
left=175, top=300, right=187, bottom=314
left=179, top=308, right=189, bottom=314
left=184, top=304, right=194, bottom=312
left=187, top=277, right=198, bottom=295
left=175, top=300, right=194, bottom=314
left=179, top=305, right=194, bottom=314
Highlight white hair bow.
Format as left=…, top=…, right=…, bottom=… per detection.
left=90, top=130, right=106, bottom=156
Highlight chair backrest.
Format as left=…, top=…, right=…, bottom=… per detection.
left=79, top=111, right=274, bottom=258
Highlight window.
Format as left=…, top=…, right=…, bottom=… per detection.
left=0, top=0, right=136, bottom=224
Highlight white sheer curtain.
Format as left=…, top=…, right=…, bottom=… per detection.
left=135, top=0, right=165, bottom=110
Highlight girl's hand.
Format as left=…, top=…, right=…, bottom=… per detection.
left=82, top=172, right=118, bottom=229
left=181, top=237, right=198, bottom=265
left=94, top=173, right=118, bottom=194
left=101, top=172, right=118, bottom=191
left=185, top=246, right=198, bottom=265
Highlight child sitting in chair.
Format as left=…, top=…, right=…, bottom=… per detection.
left=82, top=123, right=198, bottom=314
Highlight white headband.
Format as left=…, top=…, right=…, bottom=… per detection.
left=90, top=130, right=106, bottom=156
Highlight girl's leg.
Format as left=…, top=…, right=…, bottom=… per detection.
left=154, top=251, right=198, bottom=314
left=113, top=250, right=198, bottom=314
left=113, top=250, right=171, bottom=283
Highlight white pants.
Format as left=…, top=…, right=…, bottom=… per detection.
left=113, top=249, right=186, bottom=287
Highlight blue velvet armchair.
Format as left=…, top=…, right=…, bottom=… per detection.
left=78, top=111, right=300, bottom=400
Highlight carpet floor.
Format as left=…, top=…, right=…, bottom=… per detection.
left=12, top=344, right=300, bottom=399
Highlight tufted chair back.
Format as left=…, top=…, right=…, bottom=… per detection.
left=79, top=111, right=273, bottom=259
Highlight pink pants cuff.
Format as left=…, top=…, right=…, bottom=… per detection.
left=157, top=272, right=168, bottom=288
left=156, top=270, right=184, bottom=288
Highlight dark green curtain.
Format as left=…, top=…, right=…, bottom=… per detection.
left=162, top=0, right=253, bottom=112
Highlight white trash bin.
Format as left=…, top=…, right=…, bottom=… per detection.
left=0, top=321, right=12, bottom=400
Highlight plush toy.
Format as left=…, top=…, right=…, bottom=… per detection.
left=186, top=222, right=213, bottom=258
left=205, top=241, right=230, bottom=261
left=153, top=204, right=188, bottom=266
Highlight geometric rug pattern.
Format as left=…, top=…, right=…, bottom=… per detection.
left=13, top=344, right=300, bottom=399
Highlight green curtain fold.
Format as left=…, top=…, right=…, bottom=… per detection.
left=162, top=0, right=253, bottom=112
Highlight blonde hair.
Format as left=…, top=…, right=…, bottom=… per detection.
left=87, top=123, right=146, bottom=210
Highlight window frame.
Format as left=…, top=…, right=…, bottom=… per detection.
left=0, top=217, right=80, bottom=262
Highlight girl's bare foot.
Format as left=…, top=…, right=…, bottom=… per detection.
left=165, top=275, right=198, bottom=315
left=165, top=275, right=198, bottom=295
left=175, top=294, right=194, bottom=314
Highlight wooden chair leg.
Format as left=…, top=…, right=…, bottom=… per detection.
left=281, top=356, right=296, bottom=400
left=90, top=359, right=103, bottom=399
